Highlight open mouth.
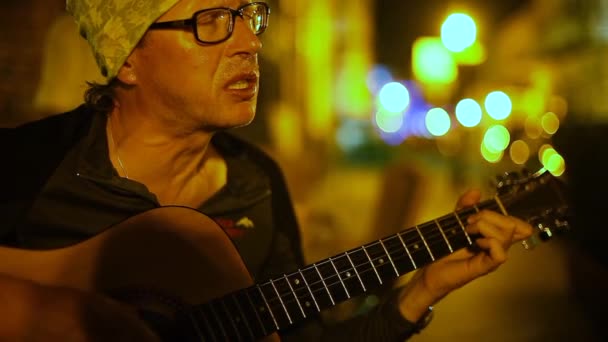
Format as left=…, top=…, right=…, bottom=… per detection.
left=226, top=73, right=258, bottom=91
left=227, top=79, right=253, bottom=90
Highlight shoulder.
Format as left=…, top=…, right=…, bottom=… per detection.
left=5, top=105, right=95, bottom=143
left=0, top=105, right=97, bottom=181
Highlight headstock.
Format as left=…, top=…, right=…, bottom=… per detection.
left=495, top=169, right=571, bottom=249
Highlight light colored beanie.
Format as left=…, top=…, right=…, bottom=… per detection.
left=66, top=0, right=180, bottom=80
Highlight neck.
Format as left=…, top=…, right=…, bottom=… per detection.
left=106, top=107, right=227, bottom=207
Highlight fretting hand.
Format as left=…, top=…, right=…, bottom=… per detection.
left=396, top=189, right=534, bottom=323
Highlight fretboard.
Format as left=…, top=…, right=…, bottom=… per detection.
left=184, top=197, right=503, bottom=341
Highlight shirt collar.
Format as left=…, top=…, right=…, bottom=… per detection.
left=75, top=110, right=272, bottom=212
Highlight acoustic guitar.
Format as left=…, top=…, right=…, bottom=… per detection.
left=0, top=169, right=569, bottom=341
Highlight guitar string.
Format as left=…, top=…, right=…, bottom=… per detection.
left=264, top=217, right=476, bottom=307
left=201, top=217, right=475, bottom=336
left=201, top=200, right=504, bottom=328
left=265, top=200, right=500, bottom=300
left=195, top=200, right=508, bottom=332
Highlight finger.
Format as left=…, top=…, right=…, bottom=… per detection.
left=456, top=189, right=481, bottom=209
left=468, top=211, right=533, bottom=242
left=467, top=220, right=513, bottom=248
left=510, top=217, right=534, bottom=241
left=476, top=237, right=508, bottom=266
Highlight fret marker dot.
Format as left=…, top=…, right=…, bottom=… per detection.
left=260, top=307, right=265, bottom=312
left=379, top=258, right=385, bottom=264
left=414, top=244, right=420, bottom=249
left=305, top=301, right=311, bottom=307
left=294, top=279, right=300, bottom=285
left=346, top=272, right=352, bottom=278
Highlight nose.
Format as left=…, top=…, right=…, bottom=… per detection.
left=227, top=16, right=263, bottom=54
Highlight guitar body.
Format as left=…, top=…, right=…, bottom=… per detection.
left=0, top=206, right=279, bottom=341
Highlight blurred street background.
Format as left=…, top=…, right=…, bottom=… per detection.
left=1, top=0, right=607, bottom=340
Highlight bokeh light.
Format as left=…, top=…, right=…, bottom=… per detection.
left=485, top=91, right=512, bottom=120
left=455, top=98, right=482, bottom=127
left=412, top=37, right=458, bottom=85
left=378, top=82, right=411, bottom=113
left=541, top=112, right=560, bottom=135
left=509, top=140, right=530, bottom=165
left=425, top=108, right=451, bottom=137
left=546, top=153, right=566, bottom=176
left=539, top=144, right=558, bottom=166
left=481, top=143, right=503, bottom=163
left=483, top=125, right=511, bottom=153
left=375, top=108, right=404, bottom=133
left=441, top=13, right=477, bottom=53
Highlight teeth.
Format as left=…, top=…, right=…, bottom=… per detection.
left=228, top=80, right=249, bottom=90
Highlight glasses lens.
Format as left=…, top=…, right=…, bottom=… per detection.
left=194, top=3, right=269, bottom=43
left=196, top=9, right=232, bottom=42
left=243, top=3, right=269, bottom=35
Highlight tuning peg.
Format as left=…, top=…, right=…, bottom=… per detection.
left=495, top=171, right=523, bottom=194
left=521, top=236, right=540, bottom=250
left=521, top=216, right=557, bottom=250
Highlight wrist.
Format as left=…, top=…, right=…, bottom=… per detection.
left=397, top=270, right=438, bottom=322
left=409, top=305, right=434, bottom=334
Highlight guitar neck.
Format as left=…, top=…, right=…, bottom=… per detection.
left=183, top=197, right=503, bottom=340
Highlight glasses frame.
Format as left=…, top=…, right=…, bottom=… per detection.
left=148, top=2, right=270, bottom=44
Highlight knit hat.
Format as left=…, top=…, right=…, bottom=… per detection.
left=66, top=0, right=180, bottom=80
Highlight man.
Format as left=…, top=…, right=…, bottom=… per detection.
left=0, top=0, right=533, bottom=341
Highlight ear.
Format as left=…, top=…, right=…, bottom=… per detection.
left=116, top=57, right=138, bottom=85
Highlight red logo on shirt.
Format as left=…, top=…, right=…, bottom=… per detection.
left=213, top=217, right=254, bottom=239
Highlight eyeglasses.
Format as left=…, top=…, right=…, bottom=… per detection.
left=148, top=2, right=270, bottom=44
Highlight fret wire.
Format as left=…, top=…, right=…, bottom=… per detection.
left=257, top=204, right=502, bottom=314
left=256, top=285, right=280, bottom=330
left=285, top=218, right=472, bottom=308
left=329, top=257, right=351, bottom=299
left=220, top=299, right=242, bottom=341
left=453, top=211, right=473, bottom=245
left=396, top=232, right=417, bottom=269
left=313, top=264, right=336, bottom=305
left=244, top=288, right=268, bottom=337
left=415, top=225, right=435, bottom=261
left=269, top=279, right=293, bottom=324
left=262, top=218, right=471, bottom=314
left=284, top=275, right=307, bottom=318
left=209, top=302, right=228, bottom=339
left=379, top=239, right=400, bottom=276
left=298, top=269, right=321, bottom=312
left=188, top=309, right=211, bottom=342
left=434, top=219, right=453, bottom=253
left=345, top=251, right=367, bottom=291
left=494, top=195, right=508, bottom=215
left=361, top=245, right=383, bottom=284
left=232, top=295, right=255, bottom=340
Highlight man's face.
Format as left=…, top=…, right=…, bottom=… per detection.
left=131, top=0, right=262, bottom=131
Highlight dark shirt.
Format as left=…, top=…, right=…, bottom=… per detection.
left=0, top=105, right=417, bottom=341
